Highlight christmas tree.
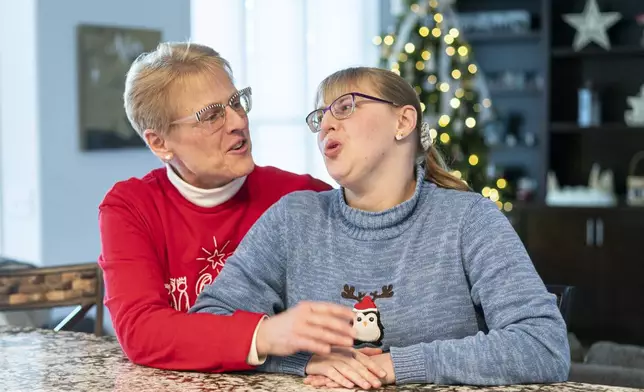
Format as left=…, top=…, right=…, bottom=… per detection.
left=375, top=0, right=513, bottom=211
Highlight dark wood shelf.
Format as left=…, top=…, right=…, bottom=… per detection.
left=488, top=88, right=543, bottom=97
left=550, top=122, right=644, bottom=133
left=489, top=144, right=538, bottom=152
left=552, top=46, right=644, bottom=58
left=512, top=200, right=644, bottom=212
left=466, top=31, right=541, bottom=43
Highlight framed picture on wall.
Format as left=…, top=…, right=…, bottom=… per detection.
left=77, top=24, right=161, bottom=151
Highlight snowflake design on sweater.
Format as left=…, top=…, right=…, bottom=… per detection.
left=195, top=236, right=233, bottom=296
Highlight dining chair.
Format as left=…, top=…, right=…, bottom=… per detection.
left=546, top=284, right=575, bottom=325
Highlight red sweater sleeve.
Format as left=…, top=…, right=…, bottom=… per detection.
left=98, top=195, right=264, bottom=372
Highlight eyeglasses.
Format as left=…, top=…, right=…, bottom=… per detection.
left=305, top=92, right=399, bottom=133
left=171, top=87, right=252, bottom=132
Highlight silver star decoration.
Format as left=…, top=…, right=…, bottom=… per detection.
left=562, top=0, right=621, bottom=51
left=625, top=85, right=644, bottom=126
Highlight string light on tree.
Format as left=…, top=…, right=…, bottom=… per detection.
left=377, top=0, right=513, bottom=209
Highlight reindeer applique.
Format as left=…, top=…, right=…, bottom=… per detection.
left=341, top=284, right=394, bottom=347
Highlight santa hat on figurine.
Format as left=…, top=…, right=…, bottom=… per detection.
left=353, top=296, right=378, bottom=313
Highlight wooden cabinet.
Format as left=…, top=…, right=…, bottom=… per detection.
left=511, top=205, right=644, bottom=346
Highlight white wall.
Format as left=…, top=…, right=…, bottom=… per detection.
left=0, top=0, right=189, bottom=332
left=191, top=0, right=381, bottom=186
left=36, top=0, right=190, bottom=266
left=0, top=0, right=42, bottom=262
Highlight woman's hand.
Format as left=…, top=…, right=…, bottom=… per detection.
left=304, top=351, right=396, bottom=389
left=303, top=348, right=391, bottom=390
left=255, top=301, right=355, bottom=357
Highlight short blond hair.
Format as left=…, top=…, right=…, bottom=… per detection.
left=123, top=42, right=233, bottom=138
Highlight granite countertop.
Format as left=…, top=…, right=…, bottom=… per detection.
left=0, top=327, right=639, bottom=392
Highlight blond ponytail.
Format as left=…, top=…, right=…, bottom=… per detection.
left=422, top=145, right=471, bottom=192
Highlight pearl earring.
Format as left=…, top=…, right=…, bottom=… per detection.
left=395, top=132, right=404, bottom=141
left=164, top=154, right=173, bottom=162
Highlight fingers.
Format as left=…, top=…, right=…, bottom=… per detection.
left=334, top=359, right=381, bottom=390
left=304, top=376, right=342, bottom=389
left=305, top=311, right=355, bottom=340
left=299, top=324, right=354, bottom=349
left=304, top=375, right=337, bottom=388
left=353, top=351, right=387, bottom=379
left=290, top=336, right=332, bottom=356
left=355, top=347, right=383, bottom=356
left=325, top=367, right=355, bottom=389
left=307, top=301, right=355, bottom=322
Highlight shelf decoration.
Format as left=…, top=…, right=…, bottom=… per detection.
left=578, top=81, right=601, bottom=127
left=546, top=164, right=616, bottom=207
left=627, top=151, right=644, bottom=206
left=625, top=85, right=644, bottom=127
left=562, top=0, right=622, bottom=51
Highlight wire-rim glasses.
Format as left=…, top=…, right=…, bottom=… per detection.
left=305, top=92, right=399, bottom=133
left=171, top=87, right=252, bottom=132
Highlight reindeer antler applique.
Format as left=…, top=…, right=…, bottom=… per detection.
left=369, top=285, right=394, bottom=300
left=341, top=284, right=367, bottom=301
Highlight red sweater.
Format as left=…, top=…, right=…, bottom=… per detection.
left=98, top=165, right=331, bottom=371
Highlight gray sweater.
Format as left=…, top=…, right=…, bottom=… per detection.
left=190, top=167, right=570, bottom=385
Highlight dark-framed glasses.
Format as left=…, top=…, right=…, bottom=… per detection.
left=171, top=87, right=252, bottom=132
left=305, top=92, right=399, bottom=133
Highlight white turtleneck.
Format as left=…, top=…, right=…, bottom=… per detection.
left=165, top=164, right=265, bottom=365
left=165, top=164, right=246, bottom=208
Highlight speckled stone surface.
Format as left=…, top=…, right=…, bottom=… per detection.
left=0, top=327, right=640, bottom=392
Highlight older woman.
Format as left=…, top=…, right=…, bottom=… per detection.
left=98, top=42, right=357, bottom=372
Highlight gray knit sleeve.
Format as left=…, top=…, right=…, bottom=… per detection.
left=189, top=195, right=312, bottom=376
left=390, top=197, right=570, bottom=385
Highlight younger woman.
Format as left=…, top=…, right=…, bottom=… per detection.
left=190, top=67, right=570, bottom=388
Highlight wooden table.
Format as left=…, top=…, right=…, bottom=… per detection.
left=0, top=327, right=638, bottom=392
